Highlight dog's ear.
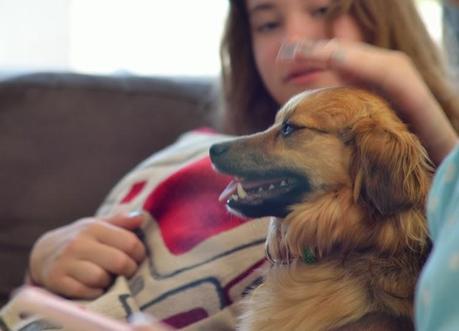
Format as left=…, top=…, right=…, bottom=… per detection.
left=349, top=117, right=431, bottom=216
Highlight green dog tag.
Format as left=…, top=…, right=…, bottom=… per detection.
left=302, top=247, right=316, bottom=264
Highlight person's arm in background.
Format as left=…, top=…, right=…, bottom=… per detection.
left=414, top=3, right=459, bottom=329
left=414, top=142, right=459, bottom=330
left=281, top=40, right=458, bottom=165
left=29, top=211, right=146, bottom=299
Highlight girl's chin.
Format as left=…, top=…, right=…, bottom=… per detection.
left=283, top=79, right=346, bottom=99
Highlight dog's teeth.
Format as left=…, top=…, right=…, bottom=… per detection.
left=269, top=184, right=275, bottom=190
left=280, top=180, right=287, bottom=187
left=237, top=183, right=248, bottom=199
left=231, top=194, right=239, bottom=201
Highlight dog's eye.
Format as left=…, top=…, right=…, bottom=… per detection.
left=281, top=122, right=297, bottom=137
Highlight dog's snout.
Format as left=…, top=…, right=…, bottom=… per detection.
left=210, top=142, right=230, bottom=159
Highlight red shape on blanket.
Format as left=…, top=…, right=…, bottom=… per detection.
left=121, top=181, right=147, bottom=203
left=161, top=308, right=208, bottom=329
left=143, top=156, right=246, bottom=255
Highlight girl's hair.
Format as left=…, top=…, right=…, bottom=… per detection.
left=219, top=0, right=459, bottom=135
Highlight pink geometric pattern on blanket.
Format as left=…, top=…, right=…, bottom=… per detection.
left=143, top=156, right=246, bottom=255
left=153, top=259, right=266, bottom=328
left=161, top=308, right=208, bottom=329
left=120, top=181, right=147, bottom=203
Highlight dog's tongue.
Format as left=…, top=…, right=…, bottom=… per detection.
left=219, top=177, right=287, bottom=202
left=219, top=179, right=238, bottom=202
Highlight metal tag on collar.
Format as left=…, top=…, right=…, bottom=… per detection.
left=302, top=247, right=316, bottom=264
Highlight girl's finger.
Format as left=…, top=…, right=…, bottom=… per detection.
left=53, top=276, right=103, bottom=300
left=92, top=223, right=146, bottom=263
left=67, top=260, right=112, bottom=288
left=76, top=240, right=139, bottom=277
left=102, top=210, right=147, bottom=231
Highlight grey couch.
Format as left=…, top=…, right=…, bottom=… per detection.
left=0, top=71, right=218, bottom=306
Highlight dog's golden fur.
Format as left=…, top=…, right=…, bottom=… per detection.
left=210, top=87, right=432, bottom=330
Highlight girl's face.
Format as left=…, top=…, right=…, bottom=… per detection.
left=246, top=0, right=364, bottom=105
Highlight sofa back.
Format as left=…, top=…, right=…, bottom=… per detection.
left=0, top=72, right=218, bottom=305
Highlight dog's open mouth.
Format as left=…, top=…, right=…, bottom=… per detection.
left=219, top=173, right=309, bottom=218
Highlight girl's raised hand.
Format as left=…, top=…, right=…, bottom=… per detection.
left=279, top=39, right=458, bottom=164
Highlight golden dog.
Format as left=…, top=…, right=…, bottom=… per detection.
left=209, top=87, right=432, bottom=331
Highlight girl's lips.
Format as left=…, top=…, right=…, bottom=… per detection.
left=284, top=68, right=325, bottom=85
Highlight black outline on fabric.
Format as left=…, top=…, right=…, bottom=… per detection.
left=134, top=240, right=266, bottom=314
left=241, top=276, right=264, bottom=297
left=118, top=294, right=135, bottom=316
left=139, top=277, right=230, bottom=310
left=147, top=238, right=266, bottom=279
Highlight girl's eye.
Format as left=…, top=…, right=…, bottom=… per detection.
left=255, top=21, right=280, bottom=33
left=281, top=122, right=297, bottom=137
left=311, top=5, right=329, bottom=18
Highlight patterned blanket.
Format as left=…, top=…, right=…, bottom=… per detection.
left=0, top=131, right=269, bottom=330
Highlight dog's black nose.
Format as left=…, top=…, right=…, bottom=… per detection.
left=209, top=142, right=230, bottom=158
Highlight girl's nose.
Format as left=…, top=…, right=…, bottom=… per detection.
left=283, top=13, right=326, bottom=43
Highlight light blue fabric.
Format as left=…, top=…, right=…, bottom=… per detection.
left=416, top=144, right=459, bottom=331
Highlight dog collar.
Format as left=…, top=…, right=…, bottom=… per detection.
left=265, top=245, right=317, bottom=265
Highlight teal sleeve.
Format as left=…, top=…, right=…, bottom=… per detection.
left=415, top=144, right=459, bottom=331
